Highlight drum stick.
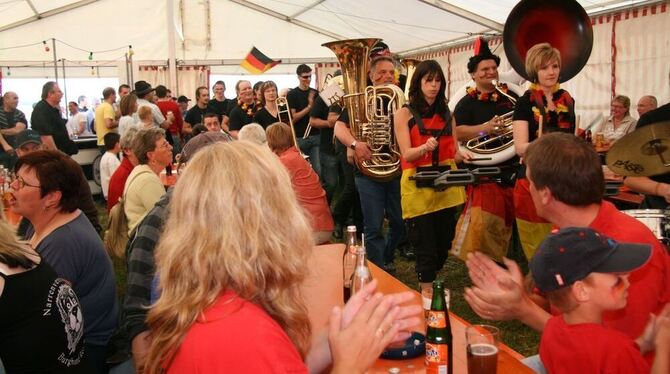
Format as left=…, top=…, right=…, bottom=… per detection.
left=467, top=157, right=493, bottom=161
left=538, top=114, right=543, bottom=138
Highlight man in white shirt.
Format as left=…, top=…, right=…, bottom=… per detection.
left=131, top=81, right=172, bottom=129
left=100, top=132, right=121, bottom=200
left=66, top=101, right=90, bottom=138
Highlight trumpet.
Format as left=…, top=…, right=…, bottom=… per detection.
left=276, top=97, right=309, bottom=159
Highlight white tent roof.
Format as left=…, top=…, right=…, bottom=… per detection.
left=0, top=0, right=659, bottom=74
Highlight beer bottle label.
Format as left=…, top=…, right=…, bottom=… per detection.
left=425, top=342, right=448, bottom=373
left=427, top=310, right=446, bottom=328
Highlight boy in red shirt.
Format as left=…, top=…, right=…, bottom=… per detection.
left=530, top=227, right=670, bottom=374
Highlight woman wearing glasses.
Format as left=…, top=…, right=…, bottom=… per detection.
left=123, top=127, right=172, bottom=234
left=7, top=150, right=117, bottom=373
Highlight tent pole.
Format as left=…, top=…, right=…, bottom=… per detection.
left=166, top=0, right=178, bottom=93
left=61, top=59, right=69, bottom=119
left=51, top=38, right=58, bottom=81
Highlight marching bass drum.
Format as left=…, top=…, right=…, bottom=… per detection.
left=449, top=80, right=525, bottom=166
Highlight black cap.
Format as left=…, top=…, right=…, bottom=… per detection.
left=15, top=129, right=42, bottom=148
left=370, top=41, right=390, bottom=58
left=177, top=95, right=191, bottom=103
left=133, top=80, right=155, bottom=96
left=530, top=227, right=652, bottom=293
left=467, top=37, right=501, bottom=73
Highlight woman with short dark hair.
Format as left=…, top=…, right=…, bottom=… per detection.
left=9, top=150, right=117, bottom=373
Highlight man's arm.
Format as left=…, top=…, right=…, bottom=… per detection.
left=455, top=117, right=500, bottom=141
left=334, top=120, right=371, bottom=161
left=290, top=90, right=316, bottom=123
left=309, top=116, right=330, bottom=129
left=40, top=136, right=58, bottom=151
left=624, top=176, right=670, bottom=203
left=0, top=122, right=26, bottom=136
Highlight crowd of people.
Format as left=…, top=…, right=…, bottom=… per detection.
left=0, top=36, right=668, bottom=374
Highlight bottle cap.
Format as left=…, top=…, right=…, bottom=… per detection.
left=347, top=225, right=357, bottom=232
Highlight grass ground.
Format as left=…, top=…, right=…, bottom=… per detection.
left=98, top=200, right=540, bottom=357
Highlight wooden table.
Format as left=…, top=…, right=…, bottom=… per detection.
left=301, top=244, right=532, bottom=374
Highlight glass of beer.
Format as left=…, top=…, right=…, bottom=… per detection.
left=466, top=324, right=499, bottom=374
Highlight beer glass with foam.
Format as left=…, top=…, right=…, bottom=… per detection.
left=465, top=325, right=499, bottom=374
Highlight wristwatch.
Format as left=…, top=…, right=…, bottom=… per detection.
left=349, top=140, right=357, bottom=150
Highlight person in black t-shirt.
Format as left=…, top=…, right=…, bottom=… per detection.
left=185, top=86, right=218, bottom=131
left=228, top=80, right=259, bottom=137
left=31, top=82, right=78, bottom=155
left=452, top=37, right=519, bottom=262
left=208, top=80, right=232, bottom=126
left=287, top=64, right=321, bottom=176
left=0, top=220, right=89, bottom=373
left=253, top=81, right=283, bottom=129
left=310, top=94, right=338, bottom=201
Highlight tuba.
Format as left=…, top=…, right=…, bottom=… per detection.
left=400, top=58, right=421, bottom=101
left=323, top=39, right=404, bottom=181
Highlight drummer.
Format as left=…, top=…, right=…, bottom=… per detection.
left=452, top=37, right=519, bottom=262
left=623, top=71, right=670, bottom=209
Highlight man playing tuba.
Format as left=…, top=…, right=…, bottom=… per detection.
left=334, top=56, right=404, bottom=272
left=452, top=38, right=520, bottom=262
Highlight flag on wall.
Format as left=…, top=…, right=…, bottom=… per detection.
left=240, top=47, right=281, bottom=74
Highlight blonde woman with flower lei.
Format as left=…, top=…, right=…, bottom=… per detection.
left=143, top=142, right=421, bottom=374
left=511, top=42, right=576, bottom=259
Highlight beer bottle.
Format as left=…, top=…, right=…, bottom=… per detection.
left=342, top=226, right=358, bottom=302
left=425, top=280, right=452, bottom=374
left=349, top=242, right=372, bottom=297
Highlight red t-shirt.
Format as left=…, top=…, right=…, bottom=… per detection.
left=167, top=290, right=308, bottom=373
left=589, top=202, right=670, bottom=339
left=107, top=157, right=134, bottom=211
left=278, top=147, right=334, bottom=232
left=156, top=100, right=183, bottom=135
left=540, top=316, right=650, bottom=374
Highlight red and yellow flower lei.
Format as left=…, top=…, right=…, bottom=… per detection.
left=528, top=83, right=574, bottom=132
left=466, top=83, right=509, bottom=103
left=238, top=99, right=260, bottom=117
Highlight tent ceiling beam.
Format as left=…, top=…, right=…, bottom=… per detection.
left=397, top=33, right=481, bottom=56
left=0, top=0, right=99, bottom=32
left=289, top=0, right=325, bottom=19
left=229, top=0, right=343, bottom=40
left=24, top=0, right=39, bottom=17
left=416, top=0, right=503, bottom=32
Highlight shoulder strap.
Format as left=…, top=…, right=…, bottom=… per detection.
left=122, top=169, right=154, bottom=202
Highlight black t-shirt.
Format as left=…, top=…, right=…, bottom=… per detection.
left=208, top=99, right=230, bottom=118
left=287, top=86, right=320, bottom=137
left=454, top=91, right=519, bottom=167
left=229, top=103, right=258, bottom=131
left=311, top=96, right=339, bottom=155
left=0, top=261, right=88, bottom=373
left=30, top=100, right=78, bottom=155
left=512, top=90, right=575, bottom=142
left=637, top=102, right=670, bottom=128
left=226, top=99, right=238, bottom=114
left=252, top=107, right=281, bottom=129
left=184, top=105, right=210, bottom=126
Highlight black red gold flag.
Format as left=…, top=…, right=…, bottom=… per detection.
left=240, top=47, right=281, bottom=74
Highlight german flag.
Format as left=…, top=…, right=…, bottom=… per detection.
left=240, top=47, right=281, bottom=74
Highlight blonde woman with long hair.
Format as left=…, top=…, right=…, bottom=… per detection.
left=144, top=142, right=421, bottom=373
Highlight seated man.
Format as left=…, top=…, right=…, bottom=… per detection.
left=464, top=133, right=670, bottom=358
